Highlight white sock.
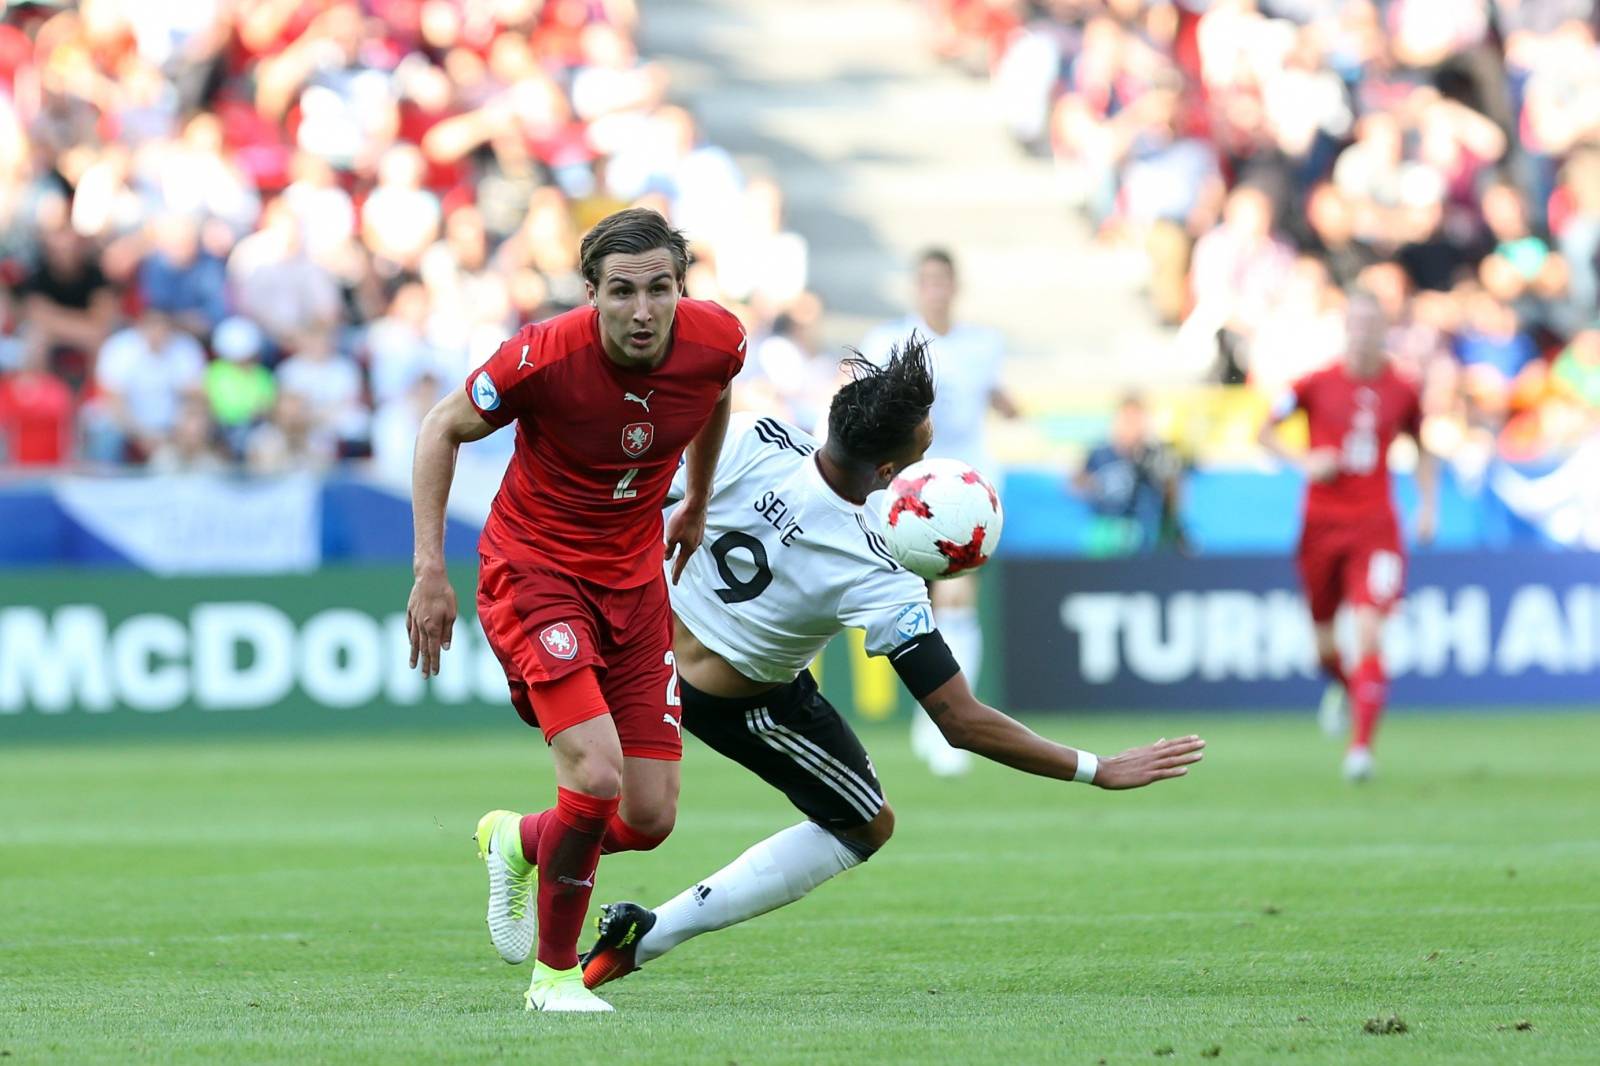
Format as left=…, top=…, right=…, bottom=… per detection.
left=635, top=821, right=864, bottom=965
left=940, top=606, right=983, bottom=690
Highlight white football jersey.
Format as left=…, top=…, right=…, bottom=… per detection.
left=860, top=315, right=1005, bottom=472
left=668, top=414, right=936, bottom=685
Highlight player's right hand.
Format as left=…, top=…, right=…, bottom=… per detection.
left=1302, top=448, right=1340, bottom=483
left=407, top=569, right=458, bottom=678
left=1094, top=735, right=1205, bottom=790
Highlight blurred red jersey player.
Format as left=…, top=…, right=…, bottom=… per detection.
left=1260, top=289, right=1437, bottom=783
left=406, top=208, right=744, bottom=1012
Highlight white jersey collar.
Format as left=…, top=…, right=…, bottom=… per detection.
left=807, top=453, right=864, bottom=515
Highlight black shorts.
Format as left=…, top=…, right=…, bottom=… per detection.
left=680, top=671, right=885, bottom=832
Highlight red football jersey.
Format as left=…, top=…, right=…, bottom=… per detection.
left=466, top=299, right=745, bottom=588
left=1290, top=362, right=1422, bottom=528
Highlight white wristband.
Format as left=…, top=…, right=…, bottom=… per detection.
left=1074, top=750, right=1098, bottom=784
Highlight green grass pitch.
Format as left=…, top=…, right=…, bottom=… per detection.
left=3, top=712, right=1598, bottom=1064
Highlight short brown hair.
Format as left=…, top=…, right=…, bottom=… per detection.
left=580, top=208, right=689, bottom=287
left=916, top=247, right=956, bottom=274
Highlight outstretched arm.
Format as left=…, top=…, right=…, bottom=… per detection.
left=910, top=667, right=1204, bottom=789
left=408, top=389, right=496, bottom=677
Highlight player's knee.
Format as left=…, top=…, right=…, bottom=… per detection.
left=621, top=803, right=676, bottom=845
left=564, top=749, right=623, bottom=798
left=842, top=804, right=895, bottom=853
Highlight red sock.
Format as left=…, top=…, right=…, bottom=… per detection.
left=534, top=787, right=618, bottom=970
left=1349, top=652, right=1387, bottom=750
left=1318, top=649, right=1347, bottom=689
left=518, top=810, right=556, bottom=863
left=600, top=814, right=670, bottom=855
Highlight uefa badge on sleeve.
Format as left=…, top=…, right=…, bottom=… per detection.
left=539, top=623, right=579, bottom=661
left=472, top=371, right=500, bottom=412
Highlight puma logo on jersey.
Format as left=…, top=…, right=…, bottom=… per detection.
left=625, top=390, right=654, bottom=412
left=662, top=712, right=682, bottom=738
left=516, top=345, right=531, bottom=371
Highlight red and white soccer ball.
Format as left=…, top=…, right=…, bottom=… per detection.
left=879, top=458, right=1004, bottom=581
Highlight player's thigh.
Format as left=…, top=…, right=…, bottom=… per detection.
left=1346, top=543, right=1405, bottom=656
left=930, top=572, right=979, bottom=610
left=476, top=556, right=606, bottom=690
left=681, top=674, right=885, bottom=833
left=598, top=574, right=682, bottom=762
left=1295, top=534, right=1344, bottom=626
left=1345, top=543, right=1406, bottom=618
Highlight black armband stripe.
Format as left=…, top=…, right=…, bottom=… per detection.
left=888, top=628, right=961, bottom=701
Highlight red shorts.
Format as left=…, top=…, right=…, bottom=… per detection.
left=477, top=555, right=681, bottom=760
left=1296, top=521, right=1406, bottom=625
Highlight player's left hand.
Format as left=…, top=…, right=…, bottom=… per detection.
left=1094, top=735, right=1206, bottom=790
left=664, top=499, right=707, bottom=584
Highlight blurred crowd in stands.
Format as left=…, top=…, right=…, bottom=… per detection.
left=939, top=0, right=1600, bottom=467
left=0, top=0, right=827, bottom=472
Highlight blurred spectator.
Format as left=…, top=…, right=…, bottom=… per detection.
left=1454, top=285, right=1540, bottom=415
left=0, top=330, right=74, bottom=467
left=366, top=281, right=442, bottom=406
left=0, top=0, right=810, bottom=473
left=1479, top=181, right=1574, bottom=335
left=1188, top=184, right=1296, bottom=381
left=371, top=370, right=443, bottom=486
left=1304, top=183, right=1380, bottom=288
left=1248, top=256, right=1348, bottom=396
left=419, top=205, right=513, bottom=371
left=281, top=151, right=357, bottom=270
left=247, top=393, right=335, bottom=475
left=274, top=331, right=369, bottom=458
left=1553, top=150, right=1600, bottom=324
left=716, top=178, right=809, bottom=316
left=149, top=398, right=227, bottom=473
left=737, top=304, right=835, bottom=433
left=1108, top=81, right=1226, bottom=324
left=1551, top=327, right=1600, bottom=413
left=138, top=214, right=228, bottom=337
left=1075, top=394, right=1188, bottom=555
left=361, top=144, right=442, bottom=276
left=227, top=200, right=343, bottom=355
left=88, top=309, right=206, bottom=463
left=19, top=199, right=118, bottom=383
left=205, top=317, right=276, bottom=457
left=954, top=0, right=1596, bottom=466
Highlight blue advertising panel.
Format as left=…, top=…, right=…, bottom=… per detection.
left=1001, top=551, right=1600, bottom=710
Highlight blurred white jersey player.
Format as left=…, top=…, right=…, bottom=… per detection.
left=860, top=248, right=1019, bottom=774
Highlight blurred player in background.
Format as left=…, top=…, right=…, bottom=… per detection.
left=861, top=249, right=1020, bottom=775
left=1259, top=290, right=1437, bottom=781
left=406, top=208, right=744, bottom=1012
left=580, top=337, right=1204, bottom=989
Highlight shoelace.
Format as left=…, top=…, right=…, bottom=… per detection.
left=496, top=821, right=535, bottom=923
left=507, top=866, right=533, bottom=922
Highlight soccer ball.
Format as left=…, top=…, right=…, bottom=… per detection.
left=878, top=458, right=1004, bottom=581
